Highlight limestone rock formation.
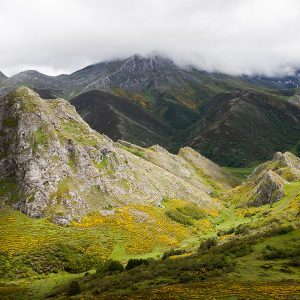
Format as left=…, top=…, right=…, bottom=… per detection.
left=0, top=87, right=222, bottom=224
left=232, top=151, right=300, bottom=207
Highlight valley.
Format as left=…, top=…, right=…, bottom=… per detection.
left=0, top=87, right=299, bottom=299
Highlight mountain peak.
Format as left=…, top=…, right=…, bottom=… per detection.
left=0, top=71, right=8, bottom=80
left=126, top=53, right=178, bottom=71
left=0, top=87, right=222, bottom=224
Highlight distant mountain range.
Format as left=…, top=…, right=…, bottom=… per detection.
left=1, top=54, right=300, bottom=166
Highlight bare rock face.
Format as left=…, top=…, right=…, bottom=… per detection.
left=233, top=151, right=300, bottom=207
left=0, top=87, right=221, bottom=224
left=249, top=171, right=287, bottom=206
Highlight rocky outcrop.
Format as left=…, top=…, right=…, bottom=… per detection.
left=233, top=151, right=300, bottom=207
left=0, top=87, right=221, bottom=224
left=248, top=171, right=287, bottom=206
left=178, top=147, right=235, bottom=188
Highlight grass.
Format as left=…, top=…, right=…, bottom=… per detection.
left=3, top=117, right=18, bottom=128
left=68, top=152, right=76, bottom=171
left=0, top=178, right=20, bottom=204
left=119, top=144, right=145, bottom=158
left=223, top=166, right=256, bottom=184
left=110, top=281, right=300, bottom=300
left=40, top=227, right=300, bottom=299
left=0, top=203, right=203, bottom=268
left=31, top=127, right=51, bottom=152
left=59, top=120, right=98, bottom=147
left=0, top=178, right=299, bottom=299
left=0, top=272, right=84, bottom=300
left=94, top=155, right=108, bottom=171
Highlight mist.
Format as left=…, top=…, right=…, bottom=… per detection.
left=1, top=0, right=300, bottom=76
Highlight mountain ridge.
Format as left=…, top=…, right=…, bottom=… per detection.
left=1, top=55, right=300, bottom=166
left=0, top=87, right=226, bottom=224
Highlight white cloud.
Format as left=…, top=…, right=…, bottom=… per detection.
left=0, top=0, right=300, bottom=76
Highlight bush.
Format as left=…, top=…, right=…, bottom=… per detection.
left=68, top=281, right=80, bottom=296
left=262, top=245, right=300, bottom=260
left=97, top=260, right=124, bottom=274
left=217, top=228, right=235, bottom=236
left=23, top=243, right=100, bottom=274
left=265, top=224, right=295, bottom=237
left=215, top=239, right=254, bottom=258
left=288, top=256, right=300, bottom=267
left=199, top=254, right=235, bottom=273
left=176, top=204, right=206, bottom=220
left=198, top=237, right=218, bottom=253
left=244, top=211, right=256, bottom=218
left=235, top=223, right=250, bottom=235
left=166, top=209, right=192, bottom=225
left=162, top=249, right=186, bottom=260
left=178, top=271, right=194, bottom=283
left=125, top=258, right=149, bottom=270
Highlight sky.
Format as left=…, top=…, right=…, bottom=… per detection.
left=1, top=0, right=300, bottom=76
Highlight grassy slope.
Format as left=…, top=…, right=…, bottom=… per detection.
left=1, top=181, right=299, bottom=298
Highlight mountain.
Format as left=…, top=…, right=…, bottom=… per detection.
left=242, top=71, right=300, bottom=89
left=0, top=71, right=7, bottom=82
left=230, top=151, right=300, bottom=206
left=70, top=90, right=175, bottom=149
left=0, top=88, right=299, bottom=300
left=0, top=87, right=228, bottom=224
left=183, top=89, right=300, bottom=166
left=0, top=70, right=66, bottom=98
left=1, top=55, right=300, bottom=166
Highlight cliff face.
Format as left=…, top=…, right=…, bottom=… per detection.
left=232, top=151, right=300, bottom=207
left=0, top=87, right=222, bottom=224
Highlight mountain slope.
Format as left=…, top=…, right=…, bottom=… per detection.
left=0, top=87, right=225, bottom=224
left=230, top=151, right=300, bottom=206
left=1, top=55, right=300, bottom=166
left=70, top=90, right=175, bottom=149
left=183, top=90, right=300, bottom=166
left=0, top=71, right=7, bottom=84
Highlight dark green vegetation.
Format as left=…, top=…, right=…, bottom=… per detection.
left=70, top=90, right=175, bottom=149
left=1, top=55, right=300, bottom=166
left=1, top=56, right=300, bottom=298
left=19, top=228, right=299, bottom=299
left=1, top=173, right=299, bottom=299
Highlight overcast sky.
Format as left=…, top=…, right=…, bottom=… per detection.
left=1, top=0, right=300, bottom=76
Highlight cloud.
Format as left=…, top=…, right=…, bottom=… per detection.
left=0, top=0, right=300, bottom=76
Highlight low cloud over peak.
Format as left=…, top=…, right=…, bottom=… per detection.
left=1, top=0, right=300, bottom=76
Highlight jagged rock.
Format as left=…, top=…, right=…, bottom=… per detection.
left=233, top=151, right=300, bottom=207
left=0, top=87, right=222, bottom=224
left=178, top=147, right=235, bottom=188
left=249, top=171, right=287, bottom=206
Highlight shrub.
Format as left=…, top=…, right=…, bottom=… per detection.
left=162, top=249, right=186, bottom=260
left=125, top=258, right=149, bottom=270
left=22, top=243, right=100, bottom=274
left=244, top=211, right=256, bottom=218
left=217, top=239, right=253, bottom=258
left=198, top=237, right=218, bottom=253
left=280, top=266, right=293, bottom=273
left=178, top=271, right=194, bottom=283
left=166, top=209, right=192, bottom=226
left=217, top=228, right=235, bottom=236
left=265, top=224, right=295, bottom=237
left=97, top=260, right=124, bottom=274
left=235, top=223, right=250, bottom=235
left=262, top=245, right=300, bottom=260
left=68, top=281, right=80, bottom=296
left=288, top=256, right=300, bottom=267
left=176, top=204, right=206, bottom=220
left=199, top=254, right=235, bottom=273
